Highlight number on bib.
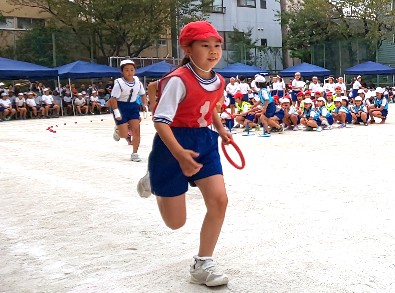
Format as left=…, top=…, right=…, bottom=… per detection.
left=198, top=101, right=210, bottom=127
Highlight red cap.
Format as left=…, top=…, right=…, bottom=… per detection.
left=297, top=91, right=304, bottom=96
left=233, top=92, right=243, bottom=99
left=335, top=86, right=341, bottom=90
left=326, top=92, right=333, bottom=96
left=179, top=21, right=223, bottom=47
left=314, top=91, right=321, bottom=95
left=304, top=91, right=311, bottom=96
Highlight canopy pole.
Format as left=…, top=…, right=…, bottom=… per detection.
left=69, top=78, right=75, bottom=116
left=58, top=76, right=63, bottom=116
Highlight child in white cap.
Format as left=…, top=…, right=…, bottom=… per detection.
left=350, top=96, right=368, bottom=126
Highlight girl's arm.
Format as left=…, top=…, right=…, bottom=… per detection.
left=211, top=111, right=231, bottom=144
left=154, top=122, right=202, bottom=177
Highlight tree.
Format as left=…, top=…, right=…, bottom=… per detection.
left=227, top=27, right=257, bottom=65
left=9, top=0, right=208, bottom=60
left=281, top=0, right=395, bottom=61
left=0, top=26, right=80, bottom=67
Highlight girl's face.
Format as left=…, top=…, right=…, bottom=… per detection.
left=335, top=89, right=341, bottom=96
left=355, top=100, right=362, bottom=106
left=327, top=96, right=333, bottom=102
left=122, top=64, right=135, bottom=81
left=341, top=100, right=347, bottom=106
left=304, top=102, right=312, bottom=109
left=297, top=95, right=304, bottom=102
left=282, top=102, right=290, bottom=109
left=185, top=37, right=222, bottom=74
left=318, top=100, right=325, bottom=107
left=334, top=101, right=341, bottom=108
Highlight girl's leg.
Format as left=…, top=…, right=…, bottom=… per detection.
left=194, top=174, right=228, bottom=257
left=290, top=114, right=298, bottom=126
left=156, top=194, right=186, bottom=230
left=307, top=119, right=318, bottom=128
left=128, top=119, right=141, bottom=154
left=361, top=112, right=367, bottom=122
left=300, top=117, right=307, bottom=126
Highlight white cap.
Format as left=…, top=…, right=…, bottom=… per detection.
left=120, top=59, right=135, bottom=67
left=18, top=92, right=24, bottom=96
left=317, top=97, right=326, bottom=102
left=358, top=89, right=364, bottom=94
left=357, top=75, right=361, bottom=79
left=77, top=93, right=82, bottom=96
left=341, top=96, right=348, bottom=100
left=1, top=92, right=8, bottom=96
left=281, top=97, right=290, bottom=103
left=355, top=96, right=363, bottom=101
left=304, top=98, right=312, bottom=104
left=92, top=90, right=97, bottom=94
left=27, top=92, right=33, bottom=95
left=43, top=88, right=49, bottom=91
left=334, top=97, right=342, bottom=102
left=254, top=75, right=266, bottom=83
left=81, top=91, right=86, bottom=95
left=375, top=87, right=384, bottom=94
left=0, top=82, right=4, bottom=86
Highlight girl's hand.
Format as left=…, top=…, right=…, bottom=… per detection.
left=219, top=129, right=232, bottom=145
left=176, top=149, right=203, bottom=177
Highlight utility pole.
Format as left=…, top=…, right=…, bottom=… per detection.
left=52, top=32, right=56, bottom=67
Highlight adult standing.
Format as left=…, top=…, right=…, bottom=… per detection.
left=225, top=77, right=240, bottom=115
left=351, top=75, right=362, bottom=98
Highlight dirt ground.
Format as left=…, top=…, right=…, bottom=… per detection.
left=1, top=106, right=395, bottom=293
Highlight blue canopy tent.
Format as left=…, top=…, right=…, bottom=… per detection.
left=344, top=61, right=395, bottom=75
left=55, top=60, right=121, bottom=79
left=279, top=62, right=331, bottom=77
left=135, top=61, right=176, bottom=78
left=216, top=63, right=269, bottom=78
left=0, top=57, right=58, bottom=80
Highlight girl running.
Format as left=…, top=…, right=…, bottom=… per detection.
left=107, top=60, right=147, bottom=162
left=138, top=21, right=232, bottom=286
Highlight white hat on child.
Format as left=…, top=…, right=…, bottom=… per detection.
left=254, top=75, right=266, bottom=83
left=303, top=98, right=312, bottom=104
left=355, top=96, right=363, bottom=101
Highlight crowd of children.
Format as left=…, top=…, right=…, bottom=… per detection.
left=221, top=73, right=391, bottom=135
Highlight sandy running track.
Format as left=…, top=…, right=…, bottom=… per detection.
left=1, top=107, right=395, bottom=293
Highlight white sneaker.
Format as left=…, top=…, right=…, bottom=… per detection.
left=130, top=153, right=142, bottom=162
left=113, top=126, right=120, bottom=141
left=323, top=125, right=332, bottom=130
left=190, top=256, right=228, bottom=287
left=137, top=172, right=151, bottom=198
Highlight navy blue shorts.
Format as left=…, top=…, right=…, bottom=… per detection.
left=245, top=114, right=255, bottom=122
left=274, top=109, right=285, bottom=121
left=381, top=109, right=388, bottom=118
left=352, top=89, right=359, bottom=98
left=346, top=112, right=352, bottom=124
left=271, top=90, right=284, bottom=98
left=225, top=119, right=234, bottom=130
left=115, top=101, right=140, bottom=125
left=148, top=127, right=223, bottom=197
left=265, top=102, right=276, bottom=118
left=291, top=91, right=298, bottom=102
left=227, top=93, right=235, bottom=105
left=242, top=94, right=249, bottom=102
left=0, top=106, right=5, bottom=112
left=315, top=115, right=334, bottom=126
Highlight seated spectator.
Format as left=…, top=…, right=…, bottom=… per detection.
left=41, top=88, right=60, bottom=118
left=8, top=90, right=17, bottom=107
left=89, top=90, right=102, bottom=114
left=74, top=93, right=89, bottom=115
left=63, top=92, right=74, bottom=115
left=26, top=92, right=45, bottom=118
left=368, top=87, right=388, bottom=124
left=282, top=97, right=299, bottom=131
left=314, top=97, right=334, bottom=131
left=15, top=93, right=27, bottom=120
left=332, top=97, right=351, bottom=128
left=300, top=98, right=318, bottom=131
left=0, top=92, right=16, bottom=121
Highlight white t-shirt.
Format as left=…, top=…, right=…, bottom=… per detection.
left=309, top=82, right=321, bottom=92
left=272, top=81, right=285, bottom=91
left=352, top=80, right=362, bottom=89
left=90, top=95, right=99, bottom=102
left=41, top=94, right=54, bottom=105
left=111, top=77, right=145, bottom=103
left=15, top=98, right=25, bottom=107
left=0, top=99, right=12, bottom=108
left=288, top=105, right=298, bottom=115
left=225, top=83, right=239, bottom=95
left=238, top=82, right=250, bottom=94
left=335, top=82, right=347, bottom=93
left=323, top=83, right=336, bottom=93
left=74, top=97, right=86, bottom=106
left=26, top=98, right=37, bottom=107
left=63, top=96, right=72, bottom=103
left=292, top=79, right=305, bottom=91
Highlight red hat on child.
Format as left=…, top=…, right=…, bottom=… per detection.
left=179, top=21, right=223, bottom=47
left=297, top=91, right=304, bottom=96
left=233, top=92, right=243, bottom=99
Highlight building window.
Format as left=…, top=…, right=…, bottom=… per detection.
left=0, top=17, right=15, bottom=29
left=203, top=0, right=226, bottom=13
left=158, top=39, right=167, bottom=46
left=260, top=39, right=267, bottom=47
left=260, top=0, right=267, bottom=9
left=237, top=0, right=256, bottom=8
left=17, top=18, right=45, bottom=30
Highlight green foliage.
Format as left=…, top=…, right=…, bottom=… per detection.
left=281, top=0, right=395, bottom=62
left=227, top=27, right=257, bottom=65
left=9, top=0, right=206, bottom=59
left=0, top=27, right=79, bottom=67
